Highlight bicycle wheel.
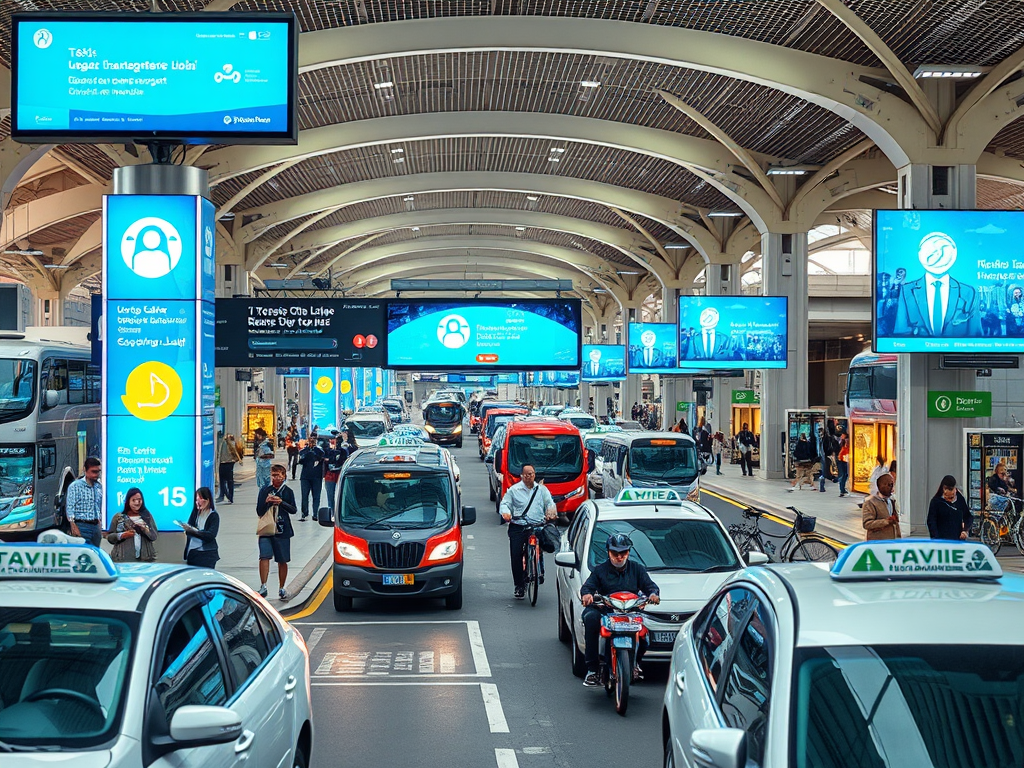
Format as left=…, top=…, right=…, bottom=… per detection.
left=1012, top=519, right=1024, bottom=556
left=979, top=518, right=1002, bottom=555
left=788, top=538, right=838, bottom=563
left=730, top=529, right=762, bottom=556
left=527, top=542, right=539, bottom=606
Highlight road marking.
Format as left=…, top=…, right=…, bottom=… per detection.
left=312, top=681, right=483, bottom=687
left=480, top=683, right=509, bottom=733
left=305, top=627, right=327, bottom=654
left=522, top=747, right=552, bottom=754
left=700, top=488, right=848, bottom=550
left=467, top=620, right=492, bottom=677
left=440, top=653, right=456, bottom=673
left=495, top=748, right=519, bottom=768
left=283, top=573, right=333, bottom=621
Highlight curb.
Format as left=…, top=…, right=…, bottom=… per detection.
left=283, top=537, right=332, bottom=601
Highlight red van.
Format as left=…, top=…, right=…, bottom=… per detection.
left=490, top=418, right=593, bottom=520
left=478, top=406, right=529, bottom=460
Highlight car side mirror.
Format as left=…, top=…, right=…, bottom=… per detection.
left=484, top=454, right=493, bottom=464
left=318, top=508, right=334, bottom=527
left=554, top=551, right=577, bottom=569
left=493, top=449, right=502, bottom=467
left=745, top=551, right=770, bottom=566
left=461, top=505, right=477, bottom=526
left=168, top=705, right=243, bottom=748
left=44, top=390, right=59, bottom=409
left=586, top=449, right=596, bottom=473
left=690, top=728, right=747, bottom=768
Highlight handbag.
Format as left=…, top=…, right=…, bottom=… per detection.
left=538, top=523, right=561, bottom=554
left=257, top=504, right=278, bottom=537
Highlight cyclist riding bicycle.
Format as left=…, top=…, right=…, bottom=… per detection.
left=988, top=462, right=1017, bottom=512
left=499, top=464, right=557, bottom=600
left=580, top=534, right=661, bottom=687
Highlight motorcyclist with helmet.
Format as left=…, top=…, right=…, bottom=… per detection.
left=580, top=533, right=660, bottom=687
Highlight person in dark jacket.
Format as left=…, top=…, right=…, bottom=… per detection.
left=927, top=475, right=973, bottom=540
left=182, top=487, right=219, bottom=567
left=579, top=533, right=661, bottom=686
left=297, top=432, right=326, bottom=522
left=788, top=433, right=816, bottom=491
left=256, top=464, right=298, bottom=600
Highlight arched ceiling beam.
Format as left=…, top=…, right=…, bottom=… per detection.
left=285, top=234, right=384, bottom=279
left=789, top=153, right=897, bottom=224
left=296, top=16, right=920, bottom=166
left=217, top=160, right=300, bottom=219
left=944, top=45, right=1024, bottom=147
left=786, top=138, right=876, bottom=219
left=247, top=206, right=345, bottom=271
left=60, top=218, right=103, bottom=267
left=0, top=184, right=101, bottom=248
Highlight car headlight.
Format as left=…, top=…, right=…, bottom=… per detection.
left=424, top=424, right=436, bottom=434
left=336, top=542, right=368, bottom=562
left=427, top=541, right=460, bottom=561
left=565, top=487, right=584, bottom=499
left=452, top=424, right=463, bottom=433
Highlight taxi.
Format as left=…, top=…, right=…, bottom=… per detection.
left=661, top=540, right=1024, bottom=768
left=554, top=488, right=762, bottom=677
left=0, top=539, right=313, bottom=766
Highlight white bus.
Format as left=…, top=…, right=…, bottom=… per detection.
left=0, top=331, right=100, bottom=538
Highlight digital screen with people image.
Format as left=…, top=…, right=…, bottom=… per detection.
left=677, top=296, right=788, bottom=369
left=874, top=209, right=1024, bottom=353
left=386, top=300, right=581, bottom=370
left=627, top=322, right=678, bottom=374
left=581, top=344, right=627, bottom=381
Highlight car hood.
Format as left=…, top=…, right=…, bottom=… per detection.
left=642, top=570, right=736, bottom=613
left=3, top=752, right=110, bottom=768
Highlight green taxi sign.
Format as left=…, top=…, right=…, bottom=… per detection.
left=614, top=488, right=683, bottom=506
left=0, top=544, right=117, bottom=583
left=831, top=541, right=1002, bottom=581
left=378, top=435, right=423, bottom=446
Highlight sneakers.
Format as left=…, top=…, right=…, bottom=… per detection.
left=839, top=492, right=849, bottom=498
left=583, top=672, right=600, bottom=687
left=258, top=584, right=268, bottom=597
left=514, top=587, right=525, bottom=600
left=279, top=588, right=288, bottom=600
left=299, top=515, right=308, bottom=522
left=787, top=487, right=796, bottom=492
left=538, top=574, right=545, bottom=585
left=633, top=665, right=644, bottom=681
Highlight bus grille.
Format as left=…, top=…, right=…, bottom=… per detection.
left=369, top=542, right=425, bottom=569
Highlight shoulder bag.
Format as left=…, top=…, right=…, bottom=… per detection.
left=257, top=503, right=279, bottom=537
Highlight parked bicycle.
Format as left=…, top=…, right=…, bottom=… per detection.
left=728, top=505, right=839, bottom=563
left=976, top=495, right=1024, bottom=556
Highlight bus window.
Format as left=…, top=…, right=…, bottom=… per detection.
left=40, top=358, right=69, bottom=409
left=87, top=364, right=101, bottom=404
left=0, top=359, right=36, bottom=422
left=68, top=360, right=86, bottom=405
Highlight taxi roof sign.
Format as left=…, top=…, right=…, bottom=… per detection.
left=831, top=540, right=1002, bottom=581
left=0, top=544, right=117, bottom=583
left=614, top=488, right=683, bottom=506
left=378, top=435, right=423, bottom=446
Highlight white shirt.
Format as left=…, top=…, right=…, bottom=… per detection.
left=925, top=274, right=950, bottom=333
left=499, top=480, right=555, bottom=525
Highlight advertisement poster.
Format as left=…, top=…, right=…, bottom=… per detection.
left=581, top=344, right=626, bottom=381
left=338, top=367, right=355, bottom=412
left=627, top=322, right=677, bottom=374
left=244, top=404, right=275, bottom=452
left=678, top=296, right=787, bottom=369
left=874, top=210, right=1024, bottom=353
left=964, top=430, right=1024, bottom=512
left=309, top=367, right=339, bottom=432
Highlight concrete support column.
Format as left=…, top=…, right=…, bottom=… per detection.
left=34, top=287, right=63, bottom=326
left=759, top=232, right=809, bottom=478
left=621, top=303, right=644, bottom=418
left=660, top=289, right=680, bottom=431
left=897, top=164, right=977, bottom=536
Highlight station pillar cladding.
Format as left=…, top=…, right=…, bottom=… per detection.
left=102, top=164, right=216, bottom=531
left=759, top=233, right=809, bottom=479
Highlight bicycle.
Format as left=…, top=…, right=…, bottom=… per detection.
left=510, top=518, right=544, bottom=606
left=975, top=495, right=1024, bottom=556
left=728, top=505, right=839, bottom=563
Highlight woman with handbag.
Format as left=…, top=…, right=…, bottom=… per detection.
left=107, top=487, right=159, bottom=562
left=256, top=463, right=298, bottom=600
left=181, top=487, right=219, bottom=568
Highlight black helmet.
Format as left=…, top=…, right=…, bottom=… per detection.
left=606, top=533, right=633, bottom=553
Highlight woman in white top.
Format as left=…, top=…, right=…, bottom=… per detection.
left=867, top=455, right=889, bottom=496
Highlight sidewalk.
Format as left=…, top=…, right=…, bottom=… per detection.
left=102, top=459, right=331, bottom=608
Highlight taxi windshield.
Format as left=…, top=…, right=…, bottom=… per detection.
left=0, top=609, right=136, bottom=748
left=792, top=644, right=1024, bottom=768
left=564, top=415, right=597, bottom=430
left=339, top=472, right=452, bottom=530
left=629, top=444, right=698, bottom=485
left=344, top=419, right=386, bottom=438
left=589, top=519, right=739, bottom=572
left=486, top=415, right=517, bottom=439
left=507, top=434, right=583, bottom=482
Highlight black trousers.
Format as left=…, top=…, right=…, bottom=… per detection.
left=300, top=477, right=322, bottom=518
left=218, top=462, right=235, bottom=502
left=582, top=606, right=648, bottom=674
left=507, top=524, right=544, bottom=590
left=740, top=450, right=754, bottom=476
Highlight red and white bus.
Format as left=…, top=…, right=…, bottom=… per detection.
left=844, top=352, right=898, bottom=495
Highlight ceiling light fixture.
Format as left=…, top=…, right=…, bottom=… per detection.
left=411, top=227, right=420, bottom=232
left=549, top=147, right=566, bottom=154
left=707, top=211, right=744, bottom=218
left=526, top=195, right=539, bottom=201
left=403, top=196, right=415, bottom=202
left=579, top=80, right=601, bottom=88
left=515, top=227, right=526, bottom=231
left=42, top=264, right=69, bottom=269
left=616, top=270, right=641, bottom=275
left=913, top=65, right=984, bottom=79
left=766, top=165, right=817, bottom=176
left=393, top=157, right=405, bottom=164
left=268, top=263, right=288, bottom=268
left=547, top=157, right=560, bottom=163
left=3, top=249, right=44, bottom=257
left=373, top=81, right=395, bottom=89
left=390, top=148, right=404, bottom=154
left=664, top=243, right=691, bottom=249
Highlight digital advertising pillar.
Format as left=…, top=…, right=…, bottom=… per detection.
left=310, top=367, right=340, bottom=432
left=102, top=194, right=216, bottom=530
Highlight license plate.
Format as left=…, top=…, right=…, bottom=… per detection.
left=653, top=631, right=679, bottom=644
left=611, top=622, right=643, bottom=632
left=382, top=574, right=414, bottom=585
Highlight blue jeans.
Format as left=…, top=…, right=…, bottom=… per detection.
left=324, top=481, right=337, bottom=515
left=837, top=460, right=849, bottom=495
left=76, top=521, right=102, bottom=547
left=714, top=454, right=722, bottom=474
left=256, top=464, right=271, bottom=492
left=818, top=456, right=827, bottom=491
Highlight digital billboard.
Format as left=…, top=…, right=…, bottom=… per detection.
left=874, top=209, right=1024, bottom=353
left=678, top=296, right=788, bottom=369
left=581, top=344, right=626, bottom=381
left=12, top=12, right=297, bottom=144
left=533, top=371, right=581, bottom=388
left=386, top=300, right=582, bottom=370
left=215, top=299, right=385, bottom=368
left=627, top=322, right=678, bottom=374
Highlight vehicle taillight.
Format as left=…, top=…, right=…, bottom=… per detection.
left=334, top=528, right=370, bottom=565
left=421, top=526, right=462, bottom=566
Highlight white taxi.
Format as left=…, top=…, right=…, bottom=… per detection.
left=662, top=540, right=1024, bottom=768
left=0, top=540, right=313, bottom=767
left=554, top=488, right=765, bottom=677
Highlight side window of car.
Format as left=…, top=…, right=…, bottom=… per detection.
left=572, top=512, right=591, bottom=563
left=253, top=602, right=283, bottom=650
left=154, top=605, right=228, bottom=720
left=207, top=590, right=271, bottom=691
left=566, top=505, right=588, bottom=546
left=697, top=588, right=757, bottom=694
left=616, top=446, right=628, bottom=474
left=718, top=598, right=775, bottom=767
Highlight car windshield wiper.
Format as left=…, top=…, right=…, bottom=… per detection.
left=364, top=507, right=418, bottom=528
left=0, top=740, right=61, bottom=752
left=697, top=564, right=739, bottom=573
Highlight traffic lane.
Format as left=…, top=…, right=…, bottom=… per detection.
left=295, top=442, right=665, bottom=768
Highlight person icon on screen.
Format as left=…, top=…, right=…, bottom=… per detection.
left=120, top=216, right=182, bottom=279
left=894, top=232, right=980, bottom=337
left=630, top=329, right=664, bottom=370
left=689, top=307, right=736, bottom=362
left=586, top=348, right=605, bottom=378
left=436, top=314, right=470, bottom=349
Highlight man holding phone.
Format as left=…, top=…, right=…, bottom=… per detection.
left=256, top=464, right=297, bottom=600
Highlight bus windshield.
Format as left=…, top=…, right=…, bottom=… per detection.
left=339, top=472, right=452, bottom=530
left=508, top=434, right=583, bottom=483
left=0, top=359, right=36, bottom=422
left=847, top=363, right=898, bottom=405
left=629, top=443, right=698, bottom=485
left=425, top=403, right=462, bottom=426
left=0, top=445, right=33, bottom=521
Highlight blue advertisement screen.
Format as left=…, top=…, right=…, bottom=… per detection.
left=310, top=368, right=340, bottom=432
left=13, top=14, right=296, bottom=142
left=627, top=323, right=678, bottom=374
left=387, top=300, right=582, bottom=370
left=874, top=210, right=1024, bottom=353
left=581, top=344, right=626, bottom=381
left=533, top=371, right=580, bottom=388
left=678, top=296, right=788, bottom=369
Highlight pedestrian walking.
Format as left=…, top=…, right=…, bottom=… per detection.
left=816, top=426, right=830, bottom=492
left=836, top=427, right=850, bottom=497
left=322, top=434, right=348, bottom=519
left=256, top=464, right=298, bottom=600
left=106, top=488, right=158, bottom=562
left=927, top=475, right=973, bottom=541
left=286, top=426, right=300, bottom=479
left=736, top=423, right=756, bottom=477
left=182, top=487, right=220, bottom=568
left=216, top=432, right=243, bottom=504
left=254, top=428, right=275, bottom=491
left=788, top=433, right=815, bottom=491
left=297, top=430, right=326, bottom=522
left=862, top=473, right=901, bottom=540
left=711, top=431, right=724, bottom=475
left=66, top=457, right=103, bottom=547
left=671, top=417, right=688, bottom=434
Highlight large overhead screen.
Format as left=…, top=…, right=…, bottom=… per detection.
left=581, top=344, right=627, bottom=381
left=874, top=209, right=1024, bottom=353
left=11, top=12, right=298, bottom=144
left=215, top=299, right=386, bottom=367
left=387, top=299, right=582, bottom=371
left=678, top=296, right=788, bottom=369
left=627, top=322, right=678, bottom=374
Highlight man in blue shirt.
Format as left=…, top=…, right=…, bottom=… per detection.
left=499, top=464, right=556, bottom=600
left=66, top=457, right=103, bottom=547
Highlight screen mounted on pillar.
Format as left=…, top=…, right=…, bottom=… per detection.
left=627, top=322, right=678, bottom=374
left=11, top=12, right=298, bottom=144
left=386, top=299, right=582, bottom=371
left=874, top=209, right=1024, bottom=353
left=677, top=296, right=788, bottom=370
left=581, top=344, right=627, bottom=381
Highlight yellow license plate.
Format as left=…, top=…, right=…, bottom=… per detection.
left=383, top=574, right=414, bottom=585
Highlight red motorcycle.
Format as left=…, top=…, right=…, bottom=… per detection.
left=593, top=591, right=651, bottom=715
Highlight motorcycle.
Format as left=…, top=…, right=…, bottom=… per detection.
left=592, top=591, right=651, bottom=716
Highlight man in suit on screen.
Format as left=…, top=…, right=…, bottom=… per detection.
left=894, top=231, right=981, bottom=338
left=686, top=307, right=738, bottom=362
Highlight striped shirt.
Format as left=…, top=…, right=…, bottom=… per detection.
left=66, top=478, right=102, bottom=523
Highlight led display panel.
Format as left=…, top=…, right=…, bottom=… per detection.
left=627, top=322, right=678, bottom=374
left=678, top=296, right=788, bottom=369
left=581, top=344, right=627, bottom=381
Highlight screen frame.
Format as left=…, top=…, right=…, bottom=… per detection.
left=627, top=321, right=679, bottom=375
left=11, top=11, right=299, bottom=145
left=385, top=298, right=583, bottom=372
left=580, top=343, right=627, bottom=382
left=676, top=295, right=789, bottom=370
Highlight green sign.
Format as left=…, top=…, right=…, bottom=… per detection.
left=732, top=389, right=760, bottom=404
left=615, top=488, right=683, bottom=505
left=676, top=401, right=687, bottom=412
left=927, top=391, right=992, bottom=418
left=833, top=541, right=1001, bottom=581
left=215, top=384, right=221, bottom=407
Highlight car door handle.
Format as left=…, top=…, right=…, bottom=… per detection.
left=674, top=671, right=686, bottom=694
left=284, top=675, right=298, bottom=696
left=235, top=730, right=256, bottom=754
